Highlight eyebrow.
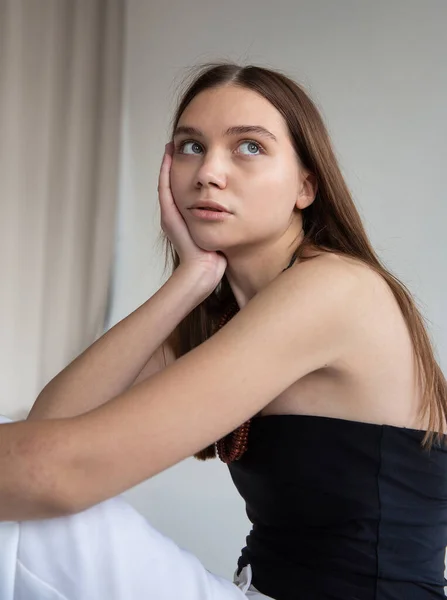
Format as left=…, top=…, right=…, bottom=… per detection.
left=173, top=125, right=278, bottom=142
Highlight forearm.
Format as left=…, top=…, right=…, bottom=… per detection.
left=27, top=266, right=208, bottom=421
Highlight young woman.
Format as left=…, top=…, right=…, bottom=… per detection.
left=1, top=62, right=446, bottom=600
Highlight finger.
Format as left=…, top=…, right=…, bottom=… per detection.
left=157, top=151, right=172, bottom=201
left=165, top=141, right=174, bottom=156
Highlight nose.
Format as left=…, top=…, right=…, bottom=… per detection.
left=195, top=152, right=227, bottom=190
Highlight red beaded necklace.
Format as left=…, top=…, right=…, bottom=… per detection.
left=215, top=250, right=299, bottom=463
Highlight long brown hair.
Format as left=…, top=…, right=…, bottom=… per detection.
left=157, top=61, right=446, bottom=455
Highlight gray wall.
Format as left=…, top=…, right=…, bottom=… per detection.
left=108, top=0, right=447, bottom=580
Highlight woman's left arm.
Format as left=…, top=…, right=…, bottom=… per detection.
left=0, top=418, right=78, bottom=520
left=0, top=255, right=365, bottom=521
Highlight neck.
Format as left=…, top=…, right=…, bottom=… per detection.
left=224, top=229, right=303, bottom=309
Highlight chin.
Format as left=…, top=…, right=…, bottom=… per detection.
left=192, top=234, right=228, bottom=253
left=195, top=241, right=223, bottom=252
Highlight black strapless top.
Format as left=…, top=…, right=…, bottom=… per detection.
left=227, top=415, right=447, bottom=600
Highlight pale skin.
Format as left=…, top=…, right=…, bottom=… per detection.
left=0, top=85, right=424, bottom=520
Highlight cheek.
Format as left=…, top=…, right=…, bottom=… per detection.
left=246, top=167, right=297, bottom=212
left=270, top=159, right=298, bottom=187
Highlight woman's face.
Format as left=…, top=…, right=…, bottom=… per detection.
left=170, top=84, right=306, bottom=254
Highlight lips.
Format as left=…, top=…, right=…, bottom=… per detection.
left=189, top=207, right=232, bottom=221
left=190, top=201, right=230, bottom=213
left=196, top=207, right=223, bottom=212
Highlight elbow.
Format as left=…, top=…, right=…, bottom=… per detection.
left=32, top=447, right=87, bottom=518
left=4, top=495, right=77, bottom=522
left=19, top=420, right=85, bottom=519
left=0, top=463, right=76, bottom=523
left=2, top=418, right=96, bottom=519
left=35, top=473, right=81, bottom=518
left=0, top=418, right=81, bottom=521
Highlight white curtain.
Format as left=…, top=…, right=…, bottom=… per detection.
left=0, top=0, right=124, bottom=419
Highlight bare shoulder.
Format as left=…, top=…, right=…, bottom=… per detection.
left=290, top=251, right=391, bottom=303
left=321, top=252, right=399, bottom=310
left=295, top=249, right=380, bottom=280
left=278, top=250, right=398, bottom=346
left=278, top=250, right=384, bottom=309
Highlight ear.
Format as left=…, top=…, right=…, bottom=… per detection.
left=296, top=171, right=318, bottom=210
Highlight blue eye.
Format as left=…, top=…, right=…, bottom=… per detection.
left=238, top=141, right=261, bottom=155
left=178, top=141, right=203, bottom=155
